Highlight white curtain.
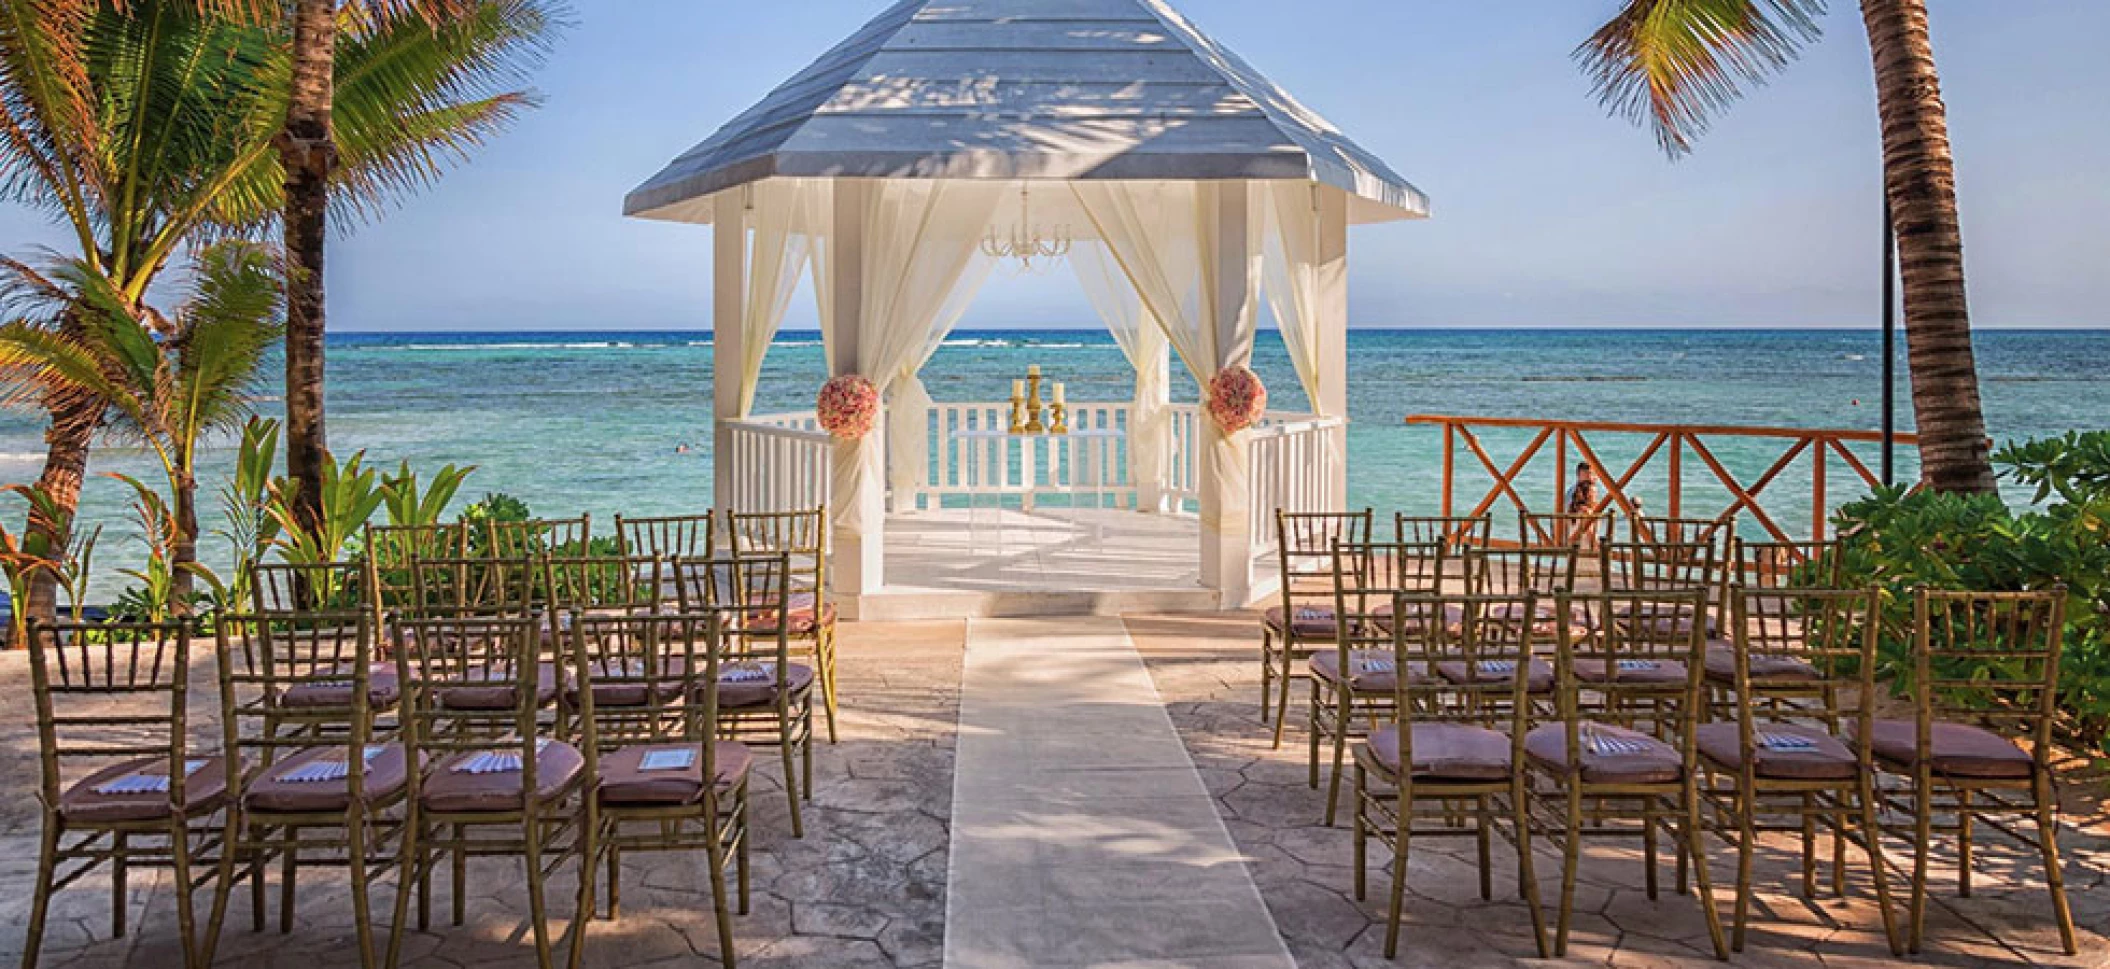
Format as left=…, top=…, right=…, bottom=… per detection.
left=1260, top=181, right=1328, bottom=416
left=1072, top=181, right=1261, bottom=542
left=734, top=181, right=824, bottom=416
left=815, top=180, right=1004, bottom=528
left=1071, top=241, right=1171, bottom=512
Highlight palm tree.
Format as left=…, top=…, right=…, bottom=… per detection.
left=1578, top=0, right=1997, bottom=493
left=0, top=0, right=555, bottom=618
left=0, top=242, right=285, bottom=609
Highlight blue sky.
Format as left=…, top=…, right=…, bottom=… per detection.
left=5, top=1, right=2106, bottom=331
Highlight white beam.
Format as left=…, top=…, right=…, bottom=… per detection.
left=824, top=180, right=885, bottom=597
left=1199, top=181, right=1259, bottom=607
left=1316, top=186, right=1350, bottom=508
left=712, top=192, right=748, bottom=508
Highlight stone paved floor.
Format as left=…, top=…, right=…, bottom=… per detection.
left=1127, top=610, right=2110, bottom=969
left=0, top=613, right=2103, bottom=968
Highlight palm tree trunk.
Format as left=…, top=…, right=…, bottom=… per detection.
left=171, top=470, right=198, bottom=615
left=281, top=0, right=336, bottom=529
left=1860, top=0, right=1997, bottom=494
left=23, top=392, right=98, bottom=626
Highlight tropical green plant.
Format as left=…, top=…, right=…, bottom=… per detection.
left=1578, top=0, right=1996, bottom=493
left=265, top=449, right=387, bottom=571
left=1831, top=435, right=2110, bottom=745
left=0, top=483, right=71, bottom=643
left=0, top=242, right=285, bottom=610
left=106, top=472, right=194, bottom=623
left=381, top=459, right=476, bottom=527
left=0, top=0, right=560, bottom=621
left=203, top=416, right=286, bottom=614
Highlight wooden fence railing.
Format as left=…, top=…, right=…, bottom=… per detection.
left=1404, top=415, right=1918, bottom=544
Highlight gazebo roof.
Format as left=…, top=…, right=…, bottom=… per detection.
left=623, top=0, right=1428, bottom=225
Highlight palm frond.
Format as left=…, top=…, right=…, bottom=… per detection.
left=1577, top=0, right=1825, bottom=157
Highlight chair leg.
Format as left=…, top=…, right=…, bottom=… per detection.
left=347, top=815, right=376, bottom=969
left=1476, top=795, right=1493, bottom=901
left=1554, top=785, right=1582, bottom=956
left=1956, top=787, right=1973, bottom=898
left=1513, top=782, right=1549, bottom=959
left=1351, top=764, right=1368, bottom=901
left=704, top=796, right=738, bottom=969
left=781, top=729, right=805, bottom=839
left=1857, top=773, right=1903, bottom=957
left=22, top=821, right=59, bottom=969
left=567, top=802, right=598, bottom=969
left=521, top=822, right=555, bottom=969
left=1684, top=787, right=1727, bottom=960
left=1642, top=800, right=1660, bottom=900
left=1307, top=680, right=1322, bottom=790
left=1801, top=792, right=1819, bottom=899
left=387, top=810, right=421, bottom=969
left=818, top=627, right=840, bottom=745
left=452, top=826, right=468, bottom=926
left=112, top=832, right=128, bottom=938
left=249, top=825, right=266, bottom=933
left=1323, top=704, right=1349, bottom=827
left=1272, top=660, right=1295, bottom=750
left=201, top=814, right=240, bottom=968
left=605, top=839, right=622, bottom=919
left=1908, top=773, right=1931, bottom=953
left=1732, top=796, right=1756, bottom=952
left=2036, top=776, right=2078, bottom=956
left=279, top=833, right=299, bottom=933
left=170, top=823, right=201, bottom=969
left=1259, top=629, right=1275, bottom=726
left=1381, top=791, right=1411, bottom=959
left=736, top=784, right=752, bottom=915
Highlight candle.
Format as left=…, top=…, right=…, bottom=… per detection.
left=1012, top=379, right=1024, bottom=398
left=1028, top=364, right=1041, bottom=378
left=1053, top=382, right=1065, bottom=404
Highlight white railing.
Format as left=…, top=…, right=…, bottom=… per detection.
left=1167, top=404, right=1202, bottom=508
left=912, top=401, right=1160, bottom=511
left=1248, top=412, right=1349, bottom=555
left=723, top=412, right=832, bottom=514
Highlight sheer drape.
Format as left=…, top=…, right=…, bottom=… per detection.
left=1072, top=181, right=1261, bottom=539
left=814, top=180, right=1004, bottom=528
left=735, top=181, right=824, bottom=416
left=1071, top=241, right=1171, bottom=511
left=1261, top=181, right=1328, bottom=416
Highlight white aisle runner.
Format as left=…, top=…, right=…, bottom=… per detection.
left=943, top=617, right=1295, bottom=969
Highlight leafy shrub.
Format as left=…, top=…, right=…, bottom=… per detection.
left=1832, top=432, right=2110, bottom=746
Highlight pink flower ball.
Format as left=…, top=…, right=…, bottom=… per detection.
left=1205, top=366, right=1267, bottom=433
left=816, top=374, right=880, bottom=441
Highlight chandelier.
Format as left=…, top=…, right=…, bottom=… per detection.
left=981, top=185, right=1071, bottom=272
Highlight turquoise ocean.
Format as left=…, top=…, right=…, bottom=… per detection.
left=4, top=328, right=2105, bottom=600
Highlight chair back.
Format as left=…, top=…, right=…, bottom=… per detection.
left=1393, top=513, right=1491, bottom=554
left=678, top=552, right=797, bottom=711
left=1276, top=510, right=1372, bottom=632
left=215, top=610, right=387, bottom=806
left=1555, top=588, right=1709, bottom=749
left=253, top=561, right=369, bottom=614
left=26, top=621, right=202, bottom=818
left=542, top=555, right=663, bottom=614
left=486, top=515, right=592, bottom=560
left=366, top=522, right=470, bottom=612
left=1520, top=509, right=1611, bottom=548
left=1330, top=539, right=1448, bottom=645
left=1398, top=591, right=1541, bottom=729
left=1726, top=586, right=1882, bottom=733
left=615, top=513, right=715, bottom=560
left=727, top=507, right=826, bottom=605
left=406, top=554, right=537, bottom=615
left=1630, top=515, right=1729, bottom=549
left=1465, top=545, right=1576, bottom=598
left=1911, top=588, right=2065, bottom=770
left=1725, top=537, right=1844, bottom=590
left=568, top=612, right=721, bottom=758
left=1601, top=539, right=1718, bottom=594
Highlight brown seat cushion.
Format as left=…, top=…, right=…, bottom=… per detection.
left=280, top=665, right=400, bottom=711
left=1572, top=657, right=1691, bottom=685
left=749, top=593, right=835, bottom=636
left=565, top=658, right=689, bottom=709
left=1264, top=605, right=1341, bottom=639
left=1861, top=719, right=2034, bottom=780
left=1702, top=645, right=1821, bottom=684
left=244, top=744, right=414, bottom=814
left=1612, top=601, right=1717, bottom=637
left=597, top=741, right=753, bottom=806
left=1694, top=723, right=1858, bottom=781
left=60, top=756, right=233, bottom=825
left=1486, top=601, right=1593, bottom=640
left=1524, top=723, right=1683, bottom=785
left=420, top=741, right=586, bottom=814
left=1309, top=650, right=1412, bottom=693
left=1366, top=723, right=1513, bottom=782
left=435, top=662, right=562, bottom=711
left=1371, top=601, right=1466, bottom=638
left=1433, top=658, right=1554, bottom=693
left=713, top=661, right=817, bottom=709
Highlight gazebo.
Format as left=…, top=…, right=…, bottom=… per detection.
left=625, top=0, right=1427, bottom=618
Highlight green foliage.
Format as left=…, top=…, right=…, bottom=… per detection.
left=382, top=459, right=475, bottom=527
left=1831, top=437, right=2110, bottom=745
left=206, top=416, right=282, bottom=614
left=266, top=450, right=386, bottom=567
left=460, top=490, right=529, bottom=555
left=106, top=473, right=192, bottom=623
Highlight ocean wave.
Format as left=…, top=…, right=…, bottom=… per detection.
left=0, top=451, right=47, bottom=461
left=942, top=338, right=1011, bottom=348
left=388, top=341, right=639, bottom=352
left=1843, top=354, right=1867, bottom=361
left=1518, top=375, right=1648, bottom=383
left=770, top=340, right=823, bottom=348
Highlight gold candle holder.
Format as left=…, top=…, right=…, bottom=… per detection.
left=1007, top=394, right=1027, bottom=434
left=1050, top=400, right=1069, bottom=435
left=1024, top=370, right=1046, bottom=434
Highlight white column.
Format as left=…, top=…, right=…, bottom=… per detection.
left=1199, top=182, right=1259, bottom=607
left=712, top=191, right=748, bottom=509
left=1315, top=187, right=1350, bottom=509
left=824, top=180, right=884, bottom=597
left=1134, top=339, right=1171, bottom=512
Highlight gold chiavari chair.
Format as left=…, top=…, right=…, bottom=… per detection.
left=1393, top=512, right=1491, bottom=554
left=365, top=522, right=470, bottom=631
left=1313, top=538, right=1446, bottom=826
left=1695, top=586, right=1900, bottom=954
left=388, top=613, right=597, bottom=969
left=487, top=514, right=592, bottom=560
left=570, top=610, right=751, bottom=965
left=246, top=562, right=398, bottom=719
left=1265, top=509, right=1373, bottom=749
left=1630, top=514, right=1730, bottom=549
left=1703, top=538, right=1846, bottom=715
left=1601, top=538, right=1721, bottom=643
left=1354, top=591, right=1549, bottom=958
left=206, top=610, right=413, bottom=963
left=725, top=507, right=839, bottom=744
left=615, top=512, right=716, bottom=605
left=540, top=554, right=663, bottom=651
left=675, top=551, right=812, bottom=838
left=407, top=553, right=538, bottom=617
left=1464, top=545, right=1591, bottom=643
left=252, top=559, right=370, bottom=614
left=1528, top=588, right=1727, bottom=960
left=1870, top=588, right=2074, bottom=955
left=23, top=620, right=231, bottom=969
